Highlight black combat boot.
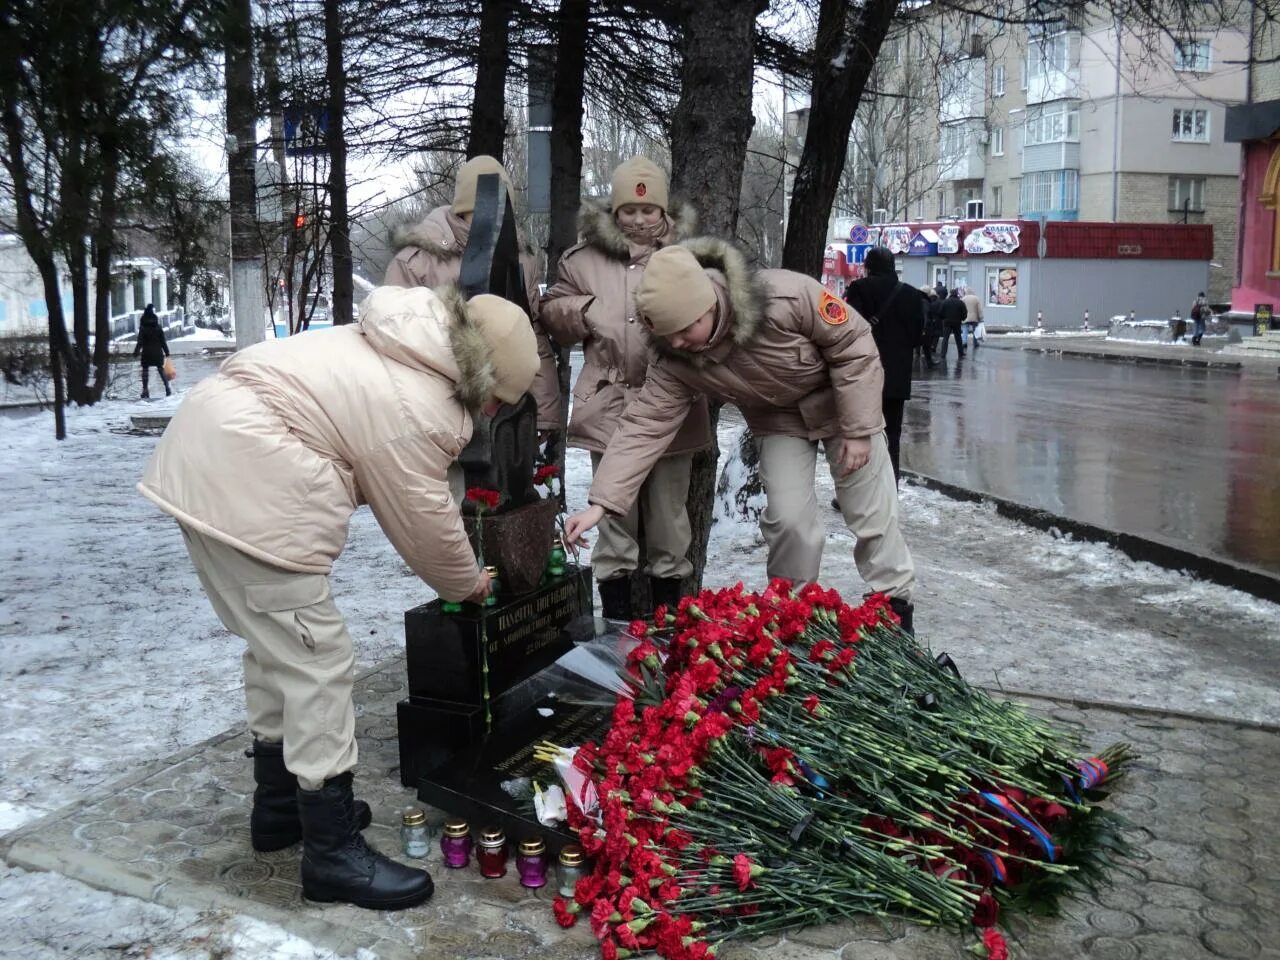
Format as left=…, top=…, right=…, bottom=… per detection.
left=888, top=596, right=915, bottom=636
left=248, top=740, right=371, bottom=852
left=298, top=772, right=434, bottom=910
left=648, top=577, right=684, bottom=619
left=597, top=575, right=633, bottom=621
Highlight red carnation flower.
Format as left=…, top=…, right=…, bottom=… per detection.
left=972, top=892, right=1000, bottom=927
left=552, top=897, right=579, bottom=928
left=732, top=853, right=755, bottom=891
left=465, top=487, right=501, bottom=511
left=982, top=928, right=1009, bottom=960
left=533, top=464, right=560, bottom=485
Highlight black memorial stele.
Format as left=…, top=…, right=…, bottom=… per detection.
left=396, top=173, right=607, bottom=849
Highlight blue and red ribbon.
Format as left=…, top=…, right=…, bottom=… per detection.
left=979, top=792, right=1058, bottom=863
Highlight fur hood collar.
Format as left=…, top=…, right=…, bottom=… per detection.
left=392, top=205, right=462, bottom=260
left=437, top=283, right=500, bottom=413
left=648, top=236, right=768, bottom=366
left=578, top=197, right=698, bottom=260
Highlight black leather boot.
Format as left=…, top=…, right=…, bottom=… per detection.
left=597, top=575, right=633, bottom=621
left=648, top=577, right=684, bottom=618
left=888, top=596, right=915, bottom=636
left=248, top=740, right=371, bottom=852
left=298, top=772, right=434, bottom=910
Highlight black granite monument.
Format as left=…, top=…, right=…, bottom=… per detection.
left=396, top=173, right=606, bottom=849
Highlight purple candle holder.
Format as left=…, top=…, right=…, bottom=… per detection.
left=516, top=838, right=548, bottom=888
left=440, top=819, right=472, bottom=869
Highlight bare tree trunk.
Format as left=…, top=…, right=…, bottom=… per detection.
left=668, top=0, right=760, bottom=593
left=324, top=0, right=353, bottom=325
left=782, top=0, right=899, bottom=277
left=467, top=0, right=512, bottom=160
left=91, top=141, right=121, bottom=397
left=547, top=0, right=588, bottom=277
left=226, top=0, right=265, bottom=348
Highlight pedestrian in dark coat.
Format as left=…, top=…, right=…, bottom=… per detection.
left=133, top=304, right=171, bottom=398
left=921, top=286, right=944, bottom=366
left=843, top=247, right=924, bottom=483
left=939, top=289, right=967, bottom=359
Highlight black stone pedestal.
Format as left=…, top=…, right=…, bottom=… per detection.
left=397, top=566, right=610, bottom=849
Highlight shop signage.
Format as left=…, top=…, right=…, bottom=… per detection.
left=963, top=222, right=1021, bottom=255
left=907, top=230, right=940, bottom=256
left=881, top=226, right=912, bottom=255
left=1255, top=303, right=1273, bottom=335
left=938, top=224, right=961, bottom=254
left=1117, top=244, right=1143, bottom=256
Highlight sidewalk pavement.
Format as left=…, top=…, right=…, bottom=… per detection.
left=1, top=650, right=1275, bottom=960
left=986, top=334, right=1278, bottom=373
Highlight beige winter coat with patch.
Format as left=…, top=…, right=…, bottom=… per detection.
left=589, top=237, right=885, bottom=517
left=384, top=204, right=564, bottom=431
left=540, top=199, right=711, bottom=456
left=138, top=285, right=494, bottom=602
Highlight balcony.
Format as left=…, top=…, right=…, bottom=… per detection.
left=938, top=120, right=987, bottom=181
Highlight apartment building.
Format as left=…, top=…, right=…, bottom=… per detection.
left=852, top=6, right=1248, bottom=303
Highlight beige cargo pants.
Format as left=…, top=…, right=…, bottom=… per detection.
left=755, top=432, right=915, bottom=601
left=590, top=452, right=695, bottom=582
left=180, top=524, right=357, bottom=790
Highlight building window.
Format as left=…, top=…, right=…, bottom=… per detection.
left=1172, top=108, right=1210, bottom=142
left=916, top=196, right=925, bottom=219
left=990, top=185, right=1004, bottom=217
left=1173, top=39, right=1211, bottom=72
left=1027, top=33, right=1070, bottom=80
left=941, top=124, right=968, bottom=161
left=938, top=190, right=946, bottom=217
left=991, top=126, right=1004, bottom=156
left=1019, top=169, right=1079, bottom=213
left=993, top=64, right=1006, bottom=96
left=1024, top=102, right=1080, bottom=145
left=1168, top=176, right=1206, bottom=212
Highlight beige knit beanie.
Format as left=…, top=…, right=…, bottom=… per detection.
left=452, top=156, right=515, bottom=216
left=465, top=294, right=539, bottom=404
left=610, top=157, right=669, bottom=213
left=635, top=246, right=715, bottom=336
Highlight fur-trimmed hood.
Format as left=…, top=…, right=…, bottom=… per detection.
left=439, top=283, right=500, bottom=412
left=646, top=236, right=769, bottom=366
left=577, top=197, right=699, bottom=260
left=391, top=204, right=536, bottom=262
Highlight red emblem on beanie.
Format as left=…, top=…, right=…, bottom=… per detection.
left=636, top=182, right=647, bottom=198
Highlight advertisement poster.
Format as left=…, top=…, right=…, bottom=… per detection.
left=964, top=222, right=1021, bottom=255
left=881, top=226, right=912, bottom=255
left=986, top=265, right=1017, bottom=306
left=938, top=224, right=961, bottom=254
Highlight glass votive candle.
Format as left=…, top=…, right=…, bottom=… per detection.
left=555, top=844, right=588, bottom=897
left=440, top=818, right=472, bottom=868
left=516, top=837, right=548, bottom=888
left=477, top=826, right=508, bottom=878
left=484, top=566, right=500, bottom=607
left=400, top=807, right=431, bottom=859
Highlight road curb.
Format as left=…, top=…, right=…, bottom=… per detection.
left=903, top=471, right=1280, bottom=605
left=1015, top=343, right=1245, bottom=370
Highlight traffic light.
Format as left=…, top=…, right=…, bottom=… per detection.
left=293, top=213, right=306, bottom=229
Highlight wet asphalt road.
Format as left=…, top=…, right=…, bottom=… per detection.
left=903, top=342, right=1280, bottom=578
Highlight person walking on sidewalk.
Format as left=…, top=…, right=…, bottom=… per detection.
left=540, top=157, right=710, bottom=620
left=961, top=287, right=984, bottom=351
left=133, top=304, right=171, bottom=399
left=563, top=240, right=917, bottom=631
left=138, top=286, right=538, bottom=911
left=939, top=288, right=967, bottom=359
left=1190, top=291, right=1209, bottom=346
left=842, top=246, right=925, bottom=484
left=384, top=154, right=564, bottom=439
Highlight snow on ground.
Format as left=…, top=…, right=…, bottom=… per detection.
left=1, top=368, right=1277, bottom=958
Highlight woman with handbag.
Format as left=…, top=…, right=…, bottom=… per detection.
left=133, top=304, right=171, bottom=399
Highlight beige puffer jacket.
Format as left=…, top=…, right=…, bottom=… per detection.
left=384, top=205, right=564, bottom=431
left=540, top=199, right=710, bottom=456
left=138, top=285, right=495, bottom=602
left=589, top=237, right=885, bottom=517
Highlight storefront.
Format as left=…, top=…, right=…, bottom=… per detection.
left=823, top=220, right=1212, bottom=330
left=1224, top=100, right=1280, bottom=324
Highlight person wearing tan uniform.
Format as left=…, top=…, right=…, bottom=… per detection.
left=564, top=240, right=916, bottom=629
left=384, top=155, right=564, bottom=435
left=138, top=286, right=538, bottom=911
left=961, top=288, right=984, bottom=351
left=540, top=157, right=710, bottom=619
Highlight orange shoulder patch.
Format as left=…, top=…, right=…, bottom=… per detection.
left=818, top=290, right=849, bottom=325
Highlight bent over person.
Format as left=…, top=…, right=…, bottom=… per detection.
left=540, top=157, right=710, bottom=619
left=564, top=240, right=917, bottom=630
left=138, top=286, right=539, bottom=910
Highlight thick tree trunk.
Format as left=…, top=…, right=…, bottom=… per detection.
left=225, top=0, right=265, bottom=348
left=324, top=0, right=354, bottom=325
left=668, top=0, right=760, bottom=593
left=781, top=0, right=899, bottom=277
left=547, top=0, right=588, bottom=277
left=467, top=0, right=512, bottom=161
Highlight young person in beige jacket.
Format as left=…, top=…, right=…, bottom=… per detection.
left=138, top=285, right=538, bottom=911
left=540, top=157, right=710, bottom=619
left=384, top=154, right=564, bottom=436
left=564, top=240, right=917, bottom=630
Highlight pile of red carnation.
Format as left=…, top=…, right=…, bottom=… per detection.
left=547, top=579, right=1132, bottom=960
